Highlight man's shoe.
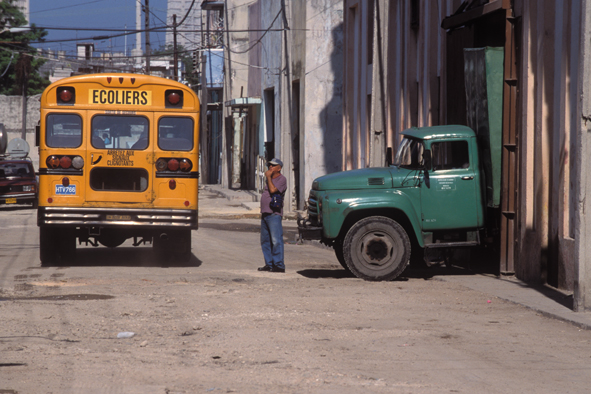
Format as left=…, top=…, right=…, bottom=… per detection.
left=272, top=267, right=285, bottom=273
left=258, top=266, right=272, bottom=272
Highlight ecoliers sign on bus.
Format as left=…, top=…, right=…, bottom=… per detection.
left=89, top=89, right=152, bottom=106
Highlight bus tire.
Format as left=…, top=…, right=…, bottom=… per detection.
left=173, top=230, right=192, bottom=262
left=153, top=235, right=168, bottom=261
left=40, top=227, right=57, bottom=266
left=343, top=216, right=411, bottom=281
left=58, top=228, right=77, bottom=264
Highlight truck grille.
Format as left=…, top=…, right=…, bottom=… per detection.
left=307, top=191, right=319, bottom=225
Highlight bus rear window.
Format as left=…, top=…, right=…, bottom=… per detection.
left=90, top=168, right=149, bottom=192
left=158, top=117, right=194, bottom=151
left=46, top=114, right=82, bottom=148
left=91, top=115, right=149, bottom=150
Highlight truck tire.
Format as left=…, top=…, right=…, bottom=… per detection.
left=343, top=216, right=411, bottom=281
left=333, top=240, right=351, bottom=272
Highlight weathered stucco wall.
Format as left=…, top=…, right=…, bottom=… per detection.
left=303, top=0, right=344, bottom=193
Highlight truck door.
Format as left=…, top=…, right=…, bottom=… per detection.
left=420, top=140, right=480, bottom=230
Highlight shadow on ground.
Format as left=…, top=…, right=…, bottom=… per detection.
left=41, top=246, right=202, bottom=268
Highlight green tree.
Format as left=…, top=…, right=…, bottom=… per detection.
left=0, top=0, right=49, bottom=95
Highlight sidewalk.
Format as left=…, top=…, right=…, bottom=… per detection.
left=199, top=184, right=260, bottom=219
left=198, top=184, right=591, bottom=329
left=437, top=274, right=591, bottom=330
left=199, top=184, right=299, bottom=219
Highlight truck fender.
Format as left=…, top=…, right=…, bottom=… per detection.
left=323, top=189, right=424, bottom=247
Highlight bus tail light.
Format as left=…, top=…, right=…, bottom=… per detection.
left=62, top=177, right=70, bottom=187
left=72, top=156, right=84, bottom=169
left=156, top=158, right=168, bottom=171
left=169, top=179, right=176, bottom=190
left=156, top=158, right=192, bottom=173
left=179, top=158, right=192, bottom=172
left=57, top=87, right=75, bottom=104
left=47, top=155, right=60, bottom=169
left=59, top=156, right=72, bottom=169
left=167, top=159, right=179, bottom=171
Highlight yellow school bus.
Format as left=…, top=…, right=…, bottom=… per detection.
left=36, top=73, right=199, bottom=264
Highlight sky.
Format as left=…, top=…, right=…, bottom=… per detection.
left=28, top=0, right=168, bottom=57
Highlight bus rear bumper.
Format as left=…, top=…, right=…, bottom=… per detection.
left=37, top=206, right=198, bottom=229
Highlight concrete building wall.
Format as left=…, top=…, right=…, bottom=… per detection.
left=302, top=1, right=344, bottom=195
left=515, top=0, right=582, bottom=289
left=224, top=0, right=344, bottom=211
left=166, top=0, right=202, bottom=50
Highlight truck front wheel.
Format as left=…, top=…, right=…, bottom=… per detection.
left=333, top=240, right=350, bottom=272
left=343, top=216, right=411, bottom=281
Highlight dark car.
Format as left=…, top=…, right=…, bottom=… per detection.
left=0, top=159, right=38, bottom=208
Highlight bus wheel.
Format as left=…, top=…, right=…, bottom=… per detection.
left=40, top=228, right=76, bottom=265
left=58, top=228, right=76, bottom=264
left=153, top=231, right=192, bottom=262
left=173, top=230, right=192, bottom=262
left=343, top=216, right=411, bottom=281
left=153, top=235, right=168, bottom=261
left=40, top=227, right=57, bottom=266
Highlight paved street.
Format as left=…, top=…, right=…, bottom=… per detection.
left=1, top=190, right=591, bottom=393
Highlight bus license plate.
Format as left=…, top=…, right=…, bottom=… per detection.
left=55, top=185, right=76, bottom=195
left=5, top=198, right=16, bottom=204
left=107, top=215, right=131, bottom=221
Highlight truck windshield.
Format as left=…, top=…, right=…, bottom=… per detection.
left=394, top=138, right=424, bottom=169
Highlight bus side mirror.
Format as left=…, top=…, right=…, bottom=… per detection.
left=423, top=150, right=432, bottom=171
left=35, top=125, right=40, bottom=147
left=386, top=147, right=393, bottom=166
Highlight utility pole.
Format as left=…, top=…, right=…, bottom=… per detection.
left=173, top=14, right=178, bottom=81
left=575, top=0, right=591, bottom=311
left=16, top=54, right=30, bottom=140
left=144, top=0, right=151, bottom=75
left=200, top=52, right=209, bottom=183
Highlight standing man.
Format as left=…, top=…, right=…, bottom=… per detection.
left=258, top=158, right=287, bottom=273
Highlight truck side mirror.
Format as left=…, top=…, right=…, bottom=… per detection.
left=386, top=147, right=393, bottom=166
left=423, top=150, right=432, bottom=170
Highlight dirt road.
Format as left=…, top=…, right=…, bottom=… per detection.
left=1, top=206, right=590, bottom=393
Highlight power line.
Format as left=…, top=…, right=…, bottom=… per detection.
left=226, top=7, right=283, bottom=55
left=29, top=0, right=108, bottom=15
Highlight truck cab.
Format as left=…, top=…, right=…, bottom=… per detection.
left=298, top=125, right=487, bottom=281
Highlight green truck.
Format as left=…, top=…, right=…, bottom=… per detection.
left=298, top=124, right=500, bottom=281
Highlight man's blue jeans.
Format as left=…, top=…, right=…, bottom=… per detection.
left=260, top=213, right=285, bottom=269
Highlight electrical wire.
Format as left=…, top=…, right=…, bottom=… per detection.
left=0, top=52, right=15, bottom=78
left=29, top=0, right=108, bottom=15
left=226, top=7, right=283, bottom=55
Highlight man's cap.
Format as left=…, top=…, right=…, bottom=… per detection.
left=268, top=158, right=283, bottom=167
